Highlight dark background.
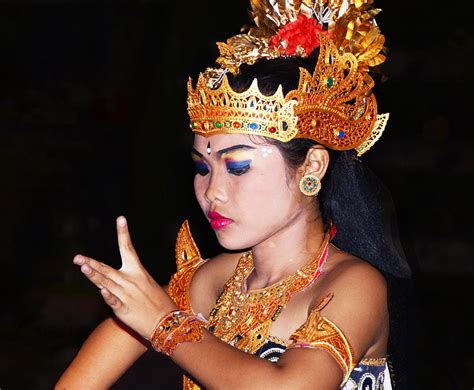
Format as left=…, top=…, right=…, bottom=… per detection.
left=0, top=1, right=473, bottom=389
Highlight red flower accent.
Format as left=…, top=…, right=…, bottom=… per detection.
left=269, top=15, right=327, bottom=57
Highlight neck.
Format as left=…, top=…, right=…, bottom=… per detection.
left=247, top=205, right=326, bottom=290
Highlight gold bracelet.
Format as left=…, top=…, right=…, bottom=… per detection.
left=150, top=310, right=205, bottom=356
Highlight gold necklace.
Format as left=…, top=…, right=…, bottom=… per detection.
left=207, top=231, right=331, bottom=354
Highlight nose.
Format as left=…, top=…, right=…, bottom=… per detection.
left=204, top=170, right=229, bottom=205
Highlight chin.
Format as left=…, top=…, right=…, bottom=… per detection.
left=214, top=227, right=253, bottom=251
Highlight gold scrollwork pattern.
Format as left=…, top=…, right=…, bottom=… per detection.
left=288, top=309, right=355, bottom=384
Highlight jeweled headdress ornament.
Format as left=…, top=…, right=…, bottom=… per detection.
left=187, top=0, right=389, bottom=156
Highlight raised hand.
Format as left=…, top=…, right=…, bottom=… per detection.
left=73, top=216, right=177, bottom=339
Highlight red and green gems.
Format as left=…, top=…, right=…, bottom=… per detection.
left=299, top=174, right=321, bottom=196
left=303, top=177, right=318, bottom=191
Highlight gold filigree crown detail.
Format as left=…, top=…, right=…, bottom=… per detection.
left=187, top=0, right=389, bottom=155
left=187, top=75, right=299, bottom=142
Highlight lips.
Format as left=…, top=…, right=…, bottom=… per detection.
left=208, top=211, right=233, bottom=230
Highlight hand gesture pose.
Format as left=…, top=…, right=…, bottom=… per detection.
left=73, top=216, right=177, bottom=339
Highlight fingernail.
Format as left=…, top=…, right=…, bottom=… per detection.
left=117, top=216, right=127, bottom=227
left=81, top=264, right=92, bottom=274
left=74, top=255, right=85, bottom=265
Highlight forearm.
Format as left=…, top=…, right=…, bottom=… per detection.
left=170, top=330, right=294, bottom=390
left=56, top=318, right=147, bottom=389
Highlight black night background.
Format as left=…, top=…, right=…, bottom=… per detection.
left=0, top=1, right=472, bottom=388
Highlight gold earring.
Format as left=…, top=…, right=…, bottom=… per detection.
left=299, top=174, right=321, bottom=196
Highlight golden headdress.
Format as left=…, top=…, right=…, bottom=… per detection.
left=187, top=0, right=389, bottom=156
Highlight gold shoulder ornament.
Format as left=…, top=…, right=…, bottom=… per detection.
left=187, top=0, right=390, bottom=156
left=166, top=222, right=207, bottom=390
left=167, top=220, right=206, bottom=311
left=288, top=293, right=355, bottom=385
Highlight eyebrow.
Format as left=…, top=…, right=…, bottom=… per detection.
left=191, top=144, right=256, bottom=158
left=191, top=148, right=203, bottom=158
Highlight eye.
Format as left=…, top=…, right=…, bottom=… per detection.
left=226, top=160, right=251, bottom=176
left=227, top=166, right=250, bottom=176
left=194, top=162, right=210, bottom=176
left=196, top=167, right=210, bottom=176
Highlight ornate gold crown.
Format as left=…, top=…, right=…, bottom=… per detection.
left=187, top=75, right=299, bottom=142
left=187, top=0, right=389, bottom=156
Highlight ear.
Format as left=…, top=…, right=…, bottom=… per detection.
left=299, top=145, right=330, bottom=180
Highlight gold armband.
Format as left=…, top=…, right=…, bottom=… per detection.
left=289, top=309, right=355, bottom=384
left=150, top=310, right=205, bottom=356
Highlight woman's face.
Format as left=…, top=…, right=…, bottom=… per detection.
left=192, top=133, right=307, bottom=250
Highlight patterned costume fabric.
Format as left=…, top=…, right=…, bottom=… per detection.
left=167, top=222, right=393, bottom=389
left=256, top=341, right=392, bottom=390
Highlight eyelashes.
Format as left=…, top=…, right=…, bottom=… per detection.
left=225, top=160, right=251, bottom=176
left=194, top=162, right=210, bottom=176
left=193, top=160, right=252, bottom=176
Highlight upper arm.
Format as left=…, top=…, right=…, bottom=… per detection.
left=55, top=317, right=148, bottom=389
left=275, top=261, right=388, bottom=388
left=319, top=261, right=388, bottom=360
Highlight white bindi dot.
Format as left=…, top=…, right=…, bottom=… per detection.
left=261, top=147, right=273, bottom=158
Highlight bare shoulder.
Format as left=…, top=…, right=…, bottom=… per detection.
left=189, top=251, right=243, bottom=317
left=193, top=251, right=244, bottom=292
left=333, top=252, right=386, bottom=299
left=318, top=247, right=387, bottom=307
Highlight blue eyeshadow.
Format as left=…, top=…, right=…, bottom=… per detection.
left=226, top=160, right=251, bottom=169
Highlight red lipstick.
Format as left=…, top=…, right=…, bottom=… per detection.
left=207, top=211, right=233, bottom=230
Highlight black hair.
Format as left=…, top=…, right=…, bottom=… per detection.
left=228, top=52, right=416, bottom=389
left=228, top=51, right=318, bottom=96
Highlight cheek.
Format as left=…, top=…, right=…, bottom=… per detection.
left=194, top=176, right=208, bottom=208
left=237, top=167, right=295, bottom=219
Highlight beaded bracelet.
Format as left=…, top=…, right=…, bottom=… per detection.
left=150, top=310, right=205, bottom=356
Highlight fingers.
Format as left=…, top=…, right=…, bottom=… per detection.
left=74, top=255, right=123, bottom=294
left=100, top=288, right=122, bottom=309
left=116, top=216, right=142, bottom=271
left=73, top=255, right=122, bottom=283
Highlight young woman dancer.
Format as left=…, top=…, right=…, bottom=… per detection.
left=57, top=1, right=411, bottom=388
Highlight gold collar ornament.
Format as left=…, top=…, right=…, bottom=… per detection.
left=187, top=0, right=389, bottom=156
left=207, top=230, right=331, bottom=355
